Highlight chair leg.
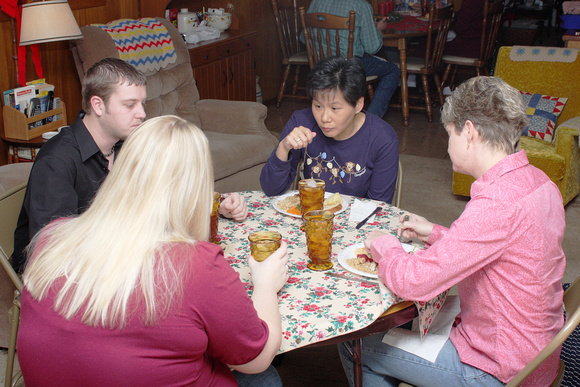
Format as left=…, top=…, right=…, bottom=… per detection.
left=6, top=296, right=20, bottom=387
left=441, top=63, right=452, bottom=90
left=422, top=74, right=433, bottom=122
left=367, top=83, right=375, bottom=101
left=434, top=73, right=445, bottom=106
left=276, top=64, right=293, bottom=107
left=291, top=65, right=302, bottom=95
left=449, top=66, right=458, bottom=90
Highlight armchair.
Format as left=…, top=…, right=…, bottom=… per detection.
left=70, top=17, right=278, bottom=192
left=452, top=46, right=580, bottom=205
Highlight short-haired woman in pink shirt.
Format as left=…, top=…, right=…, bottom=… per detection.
left=339, top=76, right=566, bottom=387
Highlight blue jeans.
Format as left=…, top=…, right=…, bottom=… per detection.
left=359, top=54, right=401, bottom=118
left=338, top=334, right=505, bottom=387
left=233, top=365, right=282, bottom=387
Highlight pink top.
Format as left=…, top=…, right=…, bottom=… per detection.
left=18, top=241, right=269, bottom=386
left=371, top=151, right=566, bottom=385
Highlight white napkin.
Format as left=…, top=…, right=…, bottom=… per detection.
left=381, top=296, right=461, bottom=363
left=349, top=199, right=377, bottom=223
left=183, top=27, right=221, bottom=44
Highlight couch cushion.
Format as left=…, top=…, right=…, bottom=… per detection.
left=205, top=131, right=275, bottom=181
left=70, top=18, right=202, bottom=128
left=520, top=91, right=567, bottom=143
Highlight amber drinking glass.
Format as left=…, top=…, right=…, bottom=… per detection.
left=303, top=210, right=334, bottom=270
left=298, top=178, right=325, bottom=215
left=210, top=192, right=221, bottom=244
left=248, top=231, right=282, bottom=262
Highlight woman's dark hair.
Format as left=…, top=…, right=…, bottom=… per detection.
left=306, top=56, right=367, bottom=107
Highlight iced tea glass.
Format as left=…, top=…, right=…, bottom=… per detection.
left=298, top=178, right=325, bottom=215
left=210, top=192, right=221, bottom=244
left=303, top=210, right=334, bottom=271
left=248, top=231, right=282, bottom=262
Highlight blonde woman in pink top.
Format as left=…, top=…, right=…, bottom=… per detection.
left=339, top=76, right=566, bottom=386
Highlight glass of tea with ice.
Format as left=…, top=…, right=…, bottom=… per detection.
left=298, top=178, right=325, bottom=215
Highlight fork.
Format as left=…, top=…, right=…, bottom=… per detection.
left=398, top=215, right=410, bottom=242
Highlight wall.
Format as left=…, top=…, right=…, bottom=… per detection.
left=0, top=0, right=140, bottom=165
left=0, top=0, right=298, bottom=166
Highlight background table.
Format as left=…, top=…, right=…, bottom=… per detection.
left=217, top=191, right=446, bottom=353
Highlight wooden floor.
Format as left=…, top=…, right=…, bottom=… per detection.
left=265, top=97, right=449, bottom=386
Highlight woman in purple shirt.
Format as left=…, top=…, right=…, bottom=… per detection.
left=339, top=77, right=566, bottom=386
left=260, top=56, right=399, bottom=204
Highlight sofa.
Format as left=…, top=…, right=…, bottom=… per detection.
left=452, top=46, right=580, bottom=205
left=69, top=17, right=278, bottom=193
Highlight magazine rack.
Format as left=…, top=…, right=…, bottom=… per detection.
left=3, top=102, right=67, bottom=140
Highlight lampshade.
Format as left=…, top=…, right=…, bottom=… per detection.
left=19, top=0, right=83, bottom=46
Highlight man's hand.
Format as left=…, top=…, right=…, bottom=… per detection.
left=375, top=17, right=388, bottom=33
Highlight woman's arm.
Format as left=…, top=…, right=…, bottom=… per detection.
left=229, top=243, right=289, bottom=373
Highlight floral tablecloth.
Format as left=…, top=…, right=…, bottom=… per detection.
left=218, top=191, right=446, bottom=353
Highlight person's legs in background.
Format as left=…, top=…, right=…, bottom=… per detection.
left=338, top=334, right=504, bottom=387
left=359, top=54, right=401, bottom=119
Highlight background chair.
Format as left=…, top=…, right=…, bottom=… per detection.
left=0, top=182, right=26, bottom=387
left=299, top=8, right=378, bottom=101
left=441, top=0, right=504, bottom=89
left=70, top=17, right=278, bottom=193
left=451, top=46, right=580, bottom=205
left=506, top=275, right=580, bottom=386
left=390, top=4, right=454, bottom=122
left=271, top=0, right=311, bottom=107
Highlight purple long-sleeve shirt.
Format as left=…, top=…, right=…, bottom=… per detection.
left=260, top=108, right=399, bottom=203
left=371, top=151, right=566, bottom=385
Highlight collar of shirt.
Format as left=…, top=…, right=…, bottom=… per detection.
left=471, top=150, right=529, bottom=197
left=71, top=112, right=123, bottom=163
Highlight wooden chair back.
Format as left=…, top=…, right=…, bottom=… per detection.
left=299, top=7, right=355, bottom=69
left=422, top=4, right=454, bottom=70
left=478, top=0, right=504, bottom=65
left=271, top=0, right=302, bottom=61
left=505, top=276, right=580, bottom=386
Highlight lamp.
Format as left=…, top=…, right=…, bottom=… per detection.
left=19, top=0, right=82, bottom=46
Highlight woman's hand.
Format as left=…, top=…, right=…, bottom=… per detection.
left=275, top=126, right=316, bottom=161
left=248, top=241, right=290, bottom=294
left=219, top=193, right=248, bottom=221
left=364, top=230, right=388, bottom=252
left=399, top=213, right=433, bottom=243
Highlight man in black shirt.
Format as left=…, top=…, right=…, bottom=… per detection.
left=13, top=57, right=250, bottom=273
left=12, top=58, right=148, bottom=273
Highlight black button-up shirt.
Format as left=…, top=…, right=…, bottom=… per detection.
left=12, top=113, right=121, bottom=272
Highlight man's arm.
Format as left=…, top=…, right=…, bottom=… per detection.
left=25, top=155, right=80, bottom=240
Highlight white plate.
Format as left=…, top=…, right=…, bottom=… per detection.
left=272, top=191, right=349, bottom=218
left=337, top=242, right=417, bottom=278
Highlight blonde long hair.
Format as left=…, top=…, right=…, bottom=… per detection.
left=23, top=115, right=214, bottom=328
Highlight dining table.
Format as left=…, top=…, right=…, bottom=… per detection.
left=383, top=14, right=435, bottom=127
left=216, top=190, right=448, bottom=385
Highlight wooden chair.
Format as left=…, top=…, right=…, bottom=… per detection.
left=506, top=275, right=580, bottom=386
left=400, top=276, right=580, bottom=387
left=440, top=0, right=504, bottom=90
left=0, top=182, right=26, bottom=387
left=271, top=0, right=310, bottom=107
left=299, top=7, right=378, bottom=101
left=390, top=4, right=454, bottom=122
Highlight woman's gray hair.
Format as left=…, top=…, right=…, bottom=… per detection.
left=441, top=76, right=529, bottom=155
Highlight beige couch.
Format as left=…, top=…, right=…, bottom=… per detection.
left=70, top=17, right=278, bottom=192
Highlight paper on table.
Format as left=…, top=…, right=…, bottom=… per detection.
left=381, top=295, right=461, bottom=363
left=349, top=199, right=377, bottom=223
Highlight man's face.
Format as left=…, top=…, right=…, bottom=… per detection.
left=101, top=83, right=147, bottom=141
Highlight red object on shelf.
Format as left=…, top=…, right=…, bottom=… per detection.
left=379, top=2, right=388, bottom=16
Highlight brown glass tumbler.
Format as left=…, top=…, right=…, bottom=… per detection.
left=303, top=210, right=334, bottom=271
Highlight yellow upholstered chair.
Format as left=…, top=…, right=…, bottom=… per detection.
left=452, top=46, right=580, bottom=205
